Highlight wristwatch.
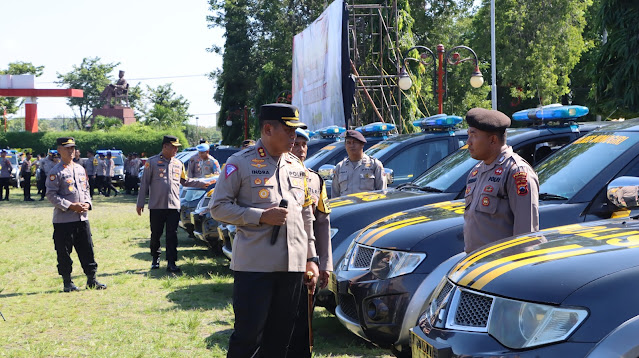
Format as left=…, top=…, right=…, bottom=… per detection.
left=307, top=256, right=320, bottom=266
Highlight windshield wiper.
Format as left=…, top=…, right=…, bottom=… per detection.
left=419, top=186, right=444, bottom=193
left=539, top=193, right=569, bottom=200
left=397, top=183, right=421, bottom=190
left=397, top=183, right=443, bottom=192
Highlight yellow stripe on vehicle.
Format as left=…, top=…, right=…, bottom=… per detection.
left=359, top=216, right=428, bottom=245
left=364, top=217, right=432, bottom=246
left=450, top=235, right=538, bottom=276
left=611, top=209, right=631, bottom=219
left=470, top=248, right=596, bottom=290
left=457, top=244, right=584, bottom=286
left=358, top=211, right=407, bottom=236
left=331, top=199, right=354, bottom=208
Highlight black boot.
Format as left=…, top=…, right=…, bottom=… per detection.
left=151, top=256, right=160, bottom=269
left=86, top=276, right=107, bottom=290
left=166, top=261, right=181, bottom=273
left=63, top=276, right=80, bottom=292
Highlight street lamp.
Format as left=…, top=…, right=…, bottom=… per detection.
left=399, top=44, right=483, bottom=114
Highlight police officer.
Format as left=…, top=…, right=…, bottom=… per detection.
left=136, top=136, right=208, bottom=272
left=96, top=153, right=107, bottom=196
left=20, top=152, right=35, bottom=201
left=83, top=150, right=97, bottom=198
left=0, top=149, right=12, bottom=201
left=463, top=108, right=539, bottom=253
left=46, top=137, right=106, bottom=292
left=331, top=129, right=386, bottom=197
left=128, top=153, right=142, bottom=195
left=39, top=151, right=58, bottom=200
left=209, top=103, right=319, bottom=358
left=104, top=152, right=118, bottom=197
left=288, top=128, right=333, bottom=358
left=187, top=143, right=221, bottom=178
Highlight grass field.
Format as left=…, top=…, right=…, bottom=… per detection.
left=0, top=188, right=392, bottom=358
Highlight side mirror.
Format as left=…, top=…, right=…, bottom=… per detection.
left=384, top=168, right=394, bottom=185
left=607, top=176, right=639, bottom=209
left=318, top=164, right=336, bottom=181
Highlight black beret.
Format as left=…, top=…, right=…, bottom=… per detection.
left=465, top=108, right=511, bottom=133
left=56, top=137, right=76, bottom=147
left=345, top=129, right=367, bottom=143
left=259, top=103, right=307, bottom=129
left=162, top=135, right=182, bottom=147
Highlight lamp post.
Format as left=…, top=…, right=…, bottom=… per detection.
left=398, top=44, right=484, bottom=114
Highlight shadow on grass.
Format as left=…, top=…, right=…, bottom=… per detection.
left=0, top=289, right=61, bottom=298
left=204, top=329, right=233, bottom=351
left=166, top=282, right=233, bottom=311
left=311, top=313, right=382, bottom=357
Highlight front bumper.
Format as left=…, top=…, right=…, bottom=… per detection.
left=179, top=207, right=195, bottom=230
left=191, top=213, right=204, bottom=240
left=409, top=325, right=595, bottom=358
left=333, top=268, right=427, bottom=349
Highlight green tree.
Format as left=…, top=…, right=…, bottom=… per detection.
left=0, top=61, right=45, bottom=116
left=142, top=84, right=191, bottom=128
left=471, top=0, right=592, bottom=115
left=55, top=57, right=119, bottom=130
left=593, top=0, right=639, bottom=118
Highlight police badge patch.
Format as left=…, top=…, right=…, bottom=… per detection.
left=225, top=164, right=238, bottom=178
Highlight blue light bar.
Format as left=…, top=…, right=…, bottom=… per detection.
left=412, top=114, right=463, bottom=130
left=512, top=105, right=589, bottom=121
left=355, top=122, right=396, bottom=135
left=307, top=130, right=316, bottom=138
left=317, top=125, right=346, bottom=137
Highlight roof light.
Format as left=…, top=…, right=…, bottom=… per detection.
left=512, top=105, right=589, bottom=121
left=412, top=114, right=463, bottom=130
left=317, top=125, right=346, bottom=138
left=355, top=122, right=396, bottom=136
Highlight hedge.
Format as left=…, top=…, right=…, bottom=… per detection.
left=0, top=124, right=189, bottom=157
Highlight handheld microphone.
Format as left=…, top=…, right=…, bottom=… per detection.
left=270, top=199, right=288, bottom=245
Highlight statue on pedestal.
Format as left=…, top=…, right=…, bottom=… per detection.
left=100, top=70, right=129, bottom=107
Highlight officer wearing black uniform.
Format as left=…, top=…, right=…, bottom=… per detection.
left=46, top=137, right=106, bottom=292
left=20, top=152, right=34, bottom=201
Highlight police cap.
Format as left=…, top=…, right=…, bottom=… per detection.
left=162, top=135, right=182, bottom=147
left=196, top=143, right=210, bottom=152
left=259, top=103, right=307, bottom=129
left=56, top=137, right=76, bottom=147
left=465, top=108, right=511, bottom=133
left=295, top=128, right=310, bottom=141
left=345, top=129, right=367, bottom=144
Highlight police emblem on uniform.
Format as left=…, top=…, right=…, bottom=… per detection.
left=66, top=178, right=73, bottom=184
left=251, top=163, right=267, bottom=168
left=482, top=197, right=490, bottom=206
left=495, top=167, right=503, bottom=175
left=465, top=185, right=471, bottom=195
left=225, top=164, right=238, bottom=178
left=513, top=171, right=528, bottom=196
left=49, top=174, right=56, bottom=181
left=252, top=159, right=264, bottom=164
left=68, top=185, right=75, bottom=192
left=484, top=185, right=494, bottom=193
left=471, top=169, right=478, bottom=177
left=258, top=147, right=266, bottom=158
left=254, top=178, right=262, bottom=185
left=258, top=188, right=269, bottom=199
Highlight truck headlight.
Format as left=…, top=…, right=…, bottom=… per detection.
left=369, top=249, right=426, bottom=280
left=488, top=297, right=588, bottom=348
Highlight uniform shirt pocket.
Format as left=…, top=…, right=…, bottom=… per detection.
left=464, top=184, right=475, bottom=208
left=250, top=175, right=276, bottom=203
left=338, top=172, right=349, bottom=192
left=360, top=172, right=376, bottom=191
left=475, top=185, right=499, bottom=215
left=288, top=176, right=306, bottom=206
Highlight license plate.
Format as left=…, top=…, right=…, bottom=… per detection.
left=411, top=330, right=437, bottom=358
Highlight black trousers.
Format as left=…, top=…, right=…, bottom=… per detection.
left=95, top=175, right=105, bottom=195
left=104, top=176, right=118, bottom=196
left=227, top=271, right=303, bottom=358
left=288, top=282, right=314, bottom=358
left=88, top=175, right=96, bottom=198
left=149, top=209, right=180, bottom=262
left=22, top=174, right=32, bottom=199
left=52, top=221, right=98, bottom=278
left=38, top=174, right=46, bottom=197
left=0, top=177, right=9, bottom=199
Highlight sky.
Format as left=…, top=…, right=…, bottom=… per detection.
left=1, top=0, right=224, bottom=127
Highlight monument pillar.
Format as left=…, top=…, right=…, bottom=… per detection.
left=25, top=97, right=38, bottom=132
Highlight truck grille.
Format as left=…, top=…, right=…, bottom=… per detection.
left=338, top=293, right=359, bottom=321
left=453, top=290, right=493, bottom=327
left=435, top=281, right=453, bottom=308
left=352, top=245, right=375, bottom=269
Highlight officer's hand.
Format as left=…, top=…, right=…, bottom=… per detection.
left=305, top=261, right=319, bottom=294
left=198, top=181, right=209, bottom=189
left=259, top=207, right=288, bottom=226
left=136, top=207, right=143, bottom=216
left=69, top=203, right=86, bottom=213
left=319, top=270, right=330, bottom=290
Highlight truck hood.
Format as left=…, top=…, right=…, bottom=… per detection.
left=353, top=200, right=466, bottom=250
left=448, top=217, right=639, bottom=304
